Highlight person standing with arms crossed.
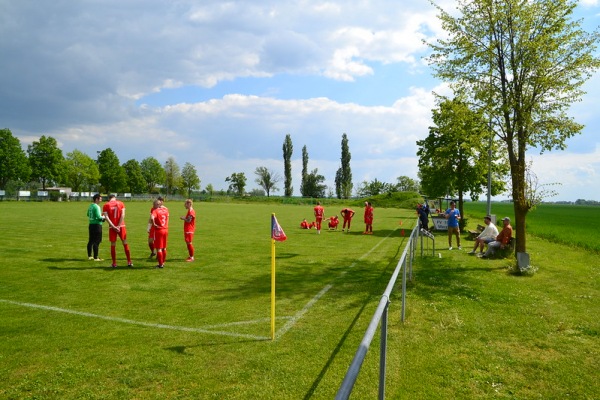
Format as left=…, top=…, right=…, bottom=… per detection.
left=103, top=194, right=133, bottom=268
left=445, top=201, right=461, bottom=250
left=152, top=200, right=170, bottom=268
left=340, top=207, right=355, bottom=232
left=87, top=193, right=104, bottom=261
left=180, top=199, right=196, bottom=262
left=363, top=201, right=374, bottom=234
left=313, top=201, right=324, bottom=234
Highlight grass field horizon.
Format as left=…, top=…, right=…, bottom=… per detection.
left=1, top=200, right=598, bottom=399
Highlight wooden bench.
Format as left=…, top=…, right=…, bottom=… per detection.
left=467, top=224, right=485, bottom=240
left=497, top=237, right=515, bottom=258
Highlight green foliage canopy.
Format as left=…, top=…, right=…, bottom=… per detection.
left=427, top=0, right=600, bottom=253
left=0, top=128, right=30, bottom=187
left=27, top=135, right=64, bottom=190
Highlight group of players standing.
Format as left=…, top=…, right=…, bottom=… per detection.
left=86, top=194, right=196, bottom=269
left=305, top=201, right=374, bottom=234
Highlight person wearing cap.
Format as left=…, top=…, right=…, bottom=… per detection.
left=444, top=201, right=461, bottom=250
left=469, top=215, right=498, bottom=255
left=481, top=217, right=513, bottom=258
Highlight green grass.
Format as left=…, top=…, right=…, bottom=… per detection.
left=463, top=202, right=600, bottom=253
left=1, top=200, right=598, bottom=399
left=0, top=200, right=413, bottom=399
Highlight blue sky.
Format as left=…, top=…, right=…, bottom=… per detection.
left=1, top=0, right=599, bottom=201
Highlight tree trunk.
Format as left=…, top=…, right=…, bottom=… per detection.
left=510, top=136, right=528, bottom=254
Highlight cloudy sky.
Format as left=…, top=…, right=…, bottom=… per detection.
left=2, top=0, right=599, bottom=201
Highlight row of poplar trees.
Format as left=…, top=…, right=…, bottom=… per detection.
left=282, top=133, right=352, bottom=199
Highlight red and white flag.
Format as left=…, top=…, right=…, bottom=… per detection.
left=271, top=215, right=287, bottom=242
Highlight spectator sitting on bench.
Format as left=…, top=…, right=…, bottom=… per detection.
left=469, top=215, right=498, bottom=256
left=481, top=217, right=513, bottom=258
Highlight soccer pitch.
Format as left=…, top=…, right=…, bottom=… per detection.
left=0, top=200, right=415, bottom=399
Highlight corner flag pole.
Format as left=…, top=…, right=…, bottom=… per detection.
left=270, top=213, right=287, bottom=341
left=271, top=235, right=276, bottom=340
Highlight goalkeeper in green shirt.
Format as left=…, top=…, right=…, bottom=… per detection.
left=87, top=193, right=105, bottom=261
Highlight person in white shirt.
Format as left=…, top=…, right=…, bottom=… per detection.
left=469, top=215, right=498, bottom=255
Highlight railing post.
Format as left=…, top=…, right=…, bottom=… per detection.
left=401, top=254, right=407, bottom=322
left=379, top=300, right=389, bottom=400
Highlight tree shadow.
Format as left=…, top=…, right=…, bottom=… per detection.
left=303, top=299, right=369, bottom=400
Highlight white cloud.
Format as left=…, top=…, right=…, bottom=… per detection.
left=2, top=0, right=599, bottom=201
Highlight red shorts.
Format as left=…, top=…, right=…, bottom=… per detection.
left=154, top=229, right=168, bottom=249
left=184, top=232, right=194, bottom=243
left=148, top=226, right=156, bottom=240
left=109, top=226, right=127, bottom=242
left=364, top=217, right=373, bottom=224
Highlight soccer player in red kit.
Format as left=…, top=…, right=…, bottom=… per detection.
left=313, top=201, right=324, bottom=234
left=180, top=199, right=195, bottom=262
left=340, top=208, right=355, bottom=232
left=102, top=194, right=133, bottom=268
left=147, top=197, right=162, bottom=258
left=326, top=215, right=339, bottom=230
left=151, top=202, right=170, bottom=268
left=363, top=201, right=374, bottom=234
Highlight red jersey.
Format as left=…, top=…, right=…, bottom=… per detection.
left=103, top=199, right=125, bottom=227
left=364, top=206, right=374, bottom=222
left=152, top=206, right=169, bottom=230
left=341, top=208, right=355, bottom=220
left=184, top=208, right=196, bottom=233
left=314, top=205, right=324, bottom=220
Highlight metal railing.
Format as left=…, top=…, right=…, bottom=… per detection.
left=335, top=220, right=435, bottom=400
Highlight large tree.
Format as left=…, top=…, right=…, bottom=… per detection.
left=428, top=0, right=600, bottom=255
left=418, top=97, right=507, bottom=221
left=164, top=157, right=182, bottom=196
left=0, top=128, right=30, bottom=188
left=181, top=162, right=201, bottom=198
left=27, top=135, right=64, bottom=190
left=300, top=145, right=309, bottom=197
left=303, top=168, right=327, bottom=198
left=225, top=172, right=247, bottom=196
left=122, top=159, right=146, bottom=194
left=64, top=149, right=99, bottom=192
left=282, top=134, right=293, bottom=197
left=140, top=156, right=165, bottom=193
left=335, top=133, right=352, bottom=199
left=254, top=166, right=281, bottom=197
left=97, top=148, right=126, bottom=194
left=395, top=176, right=420, bottom=192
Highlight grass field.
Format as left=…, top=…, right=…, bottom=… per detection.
left=1, top=200, right=598, bottom=399
left=463, top=202, right=600, bottom=253
left=0, top=200, right=415, bottom=399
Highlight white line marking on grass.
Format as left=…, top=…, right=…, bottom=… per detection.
left=0, top=299, right=271, bottom=341
left=275, top=284, right=333, bottom=340
left=1, top=229, right=400, bottom=342
left=274, top=228, right=399, bottom=340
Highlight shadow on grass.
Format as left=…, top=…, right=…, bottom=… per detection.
left=303, top=299, right=369, bottom=400
left=303, top=246, right=402, bottom=398
left=47, top=265, right=144, bottom=271
left=409, top=255, right=506, bottom=302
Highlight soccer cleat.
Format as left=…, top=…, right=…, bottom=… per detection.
left=186, top=257, right=194, bottom=262
left=111, top=264, right=117, bottom=268
left=155, top=264, right=164, bottom=269
left=458, top=246, right=462, bottom=250
left=88, top=256, right=94, bottom=260
left=93, top=258, right=104, bottom=262
left=127, top=263, right=134, bottom=268
left=468, top=250, right=476, bottom=254
left=149, top=252, right=156, bottom=258
left=448, top=247, right=453, bottom=250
